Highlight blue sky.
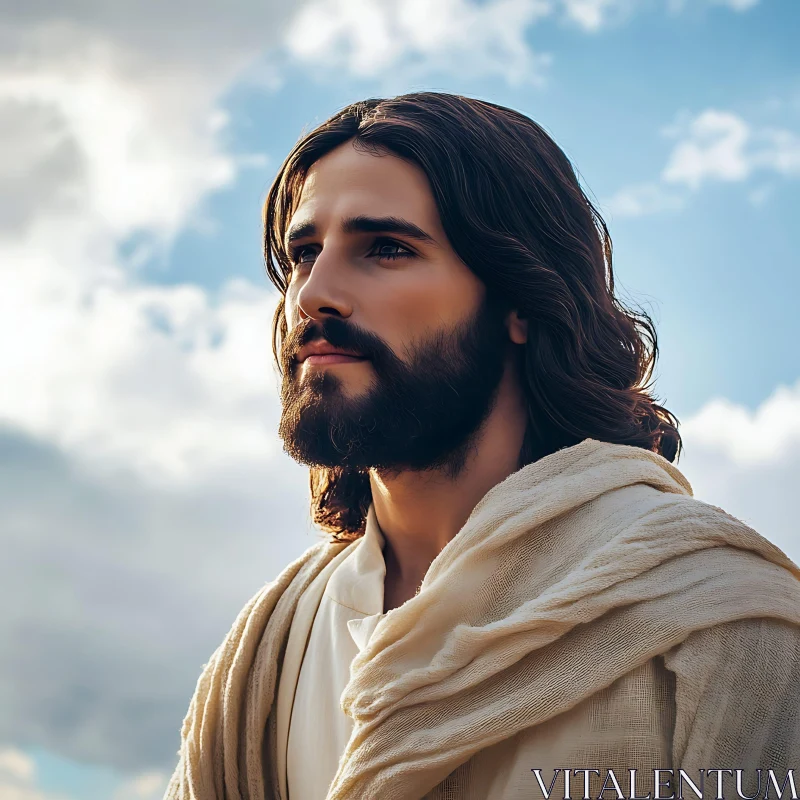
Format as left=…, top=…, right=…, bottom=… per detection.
left=1, top=1, right=798, bottom=798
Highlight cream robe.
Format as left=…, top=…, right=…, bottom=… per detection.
left=165, top=439, right=800, bottom=800
left=275, top=503, right=800, bottom=800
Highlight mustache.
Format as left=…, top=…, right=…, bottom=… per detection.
left=281, top=317, right=389, bottom=371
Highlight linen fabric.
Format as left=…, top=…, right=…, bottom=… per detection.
left=281, top=504, right=388, bottom=799
left=164, top=439, right=800, bottom=800
left=276, top=506, right=800, bottom=800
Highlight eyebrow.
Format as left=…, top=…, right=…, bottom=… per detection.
left=284, top=214, right=439, bottom=250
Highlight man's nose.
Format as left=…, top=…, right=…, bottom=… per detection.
left=293, top=252, right=354, bottom=323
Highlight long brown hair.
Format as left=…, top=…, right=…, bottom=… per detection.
left=263, top=92, right=682, bottom=541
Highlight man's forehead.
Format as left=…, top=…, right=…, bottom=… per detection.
left=287, top=149, right=442, bottom=244
left=295, top=143, right=436, bottom=212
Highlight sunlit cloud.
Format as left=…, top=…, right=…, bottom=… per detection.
left=0, top=747, right=69, bottom=800
left=678, top=379, right=800, bottom=566
left=285, top=0, right=553, bottom=86
left=606, top=107, right=800, bottom=216
left=112, top=770, right=168, bottom=800
left=662, top=109, right=800, bottom=189
left=602, top=180, right=686, bottom=218
left=561, top=0, right=634, bottom=30
left=710, top=0, right=760, bottom=10
left=681, top=379, right=800, bottom=468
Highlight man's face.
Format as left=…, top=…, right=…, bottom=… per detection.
left=278, top=140, right=514, bottom=474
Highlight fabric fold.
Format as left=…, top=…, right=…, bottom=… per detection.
left=347, top=613, right=386, bottom=652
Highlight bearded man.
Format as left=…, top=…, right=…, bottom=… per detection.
left=165, top=93, right=800, bottom=800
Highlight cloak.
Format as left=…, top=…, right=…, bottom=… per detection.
left=165, top=439, right=800, bottom=799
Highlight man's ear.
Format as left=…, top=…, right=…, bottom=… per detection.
left=506, top=309, right=528, bottom=345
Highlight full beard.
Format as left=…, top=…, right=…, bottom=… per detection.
left=278, top=294, right=511, bottom=478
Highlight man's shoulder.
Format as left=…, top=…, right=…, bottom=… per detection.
left=255, top=537, right=352, bottom=604
left=277, top=536, right=351, bottom=579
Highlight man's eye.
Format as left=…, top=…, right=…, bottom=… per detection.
left=288, top=238, right=413, bottom=268
left=292, top=246, right=316, bottom=264
left=369, top=239, right=414, bottom=260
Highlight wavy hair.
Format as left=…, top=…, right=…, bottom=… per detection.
left=263, top=92, right=682, bottom=541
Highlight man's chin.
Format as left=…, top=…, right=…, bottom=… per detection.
left=280, top=437, right=368, bottom=470
left=279, top=408, right=361, bottom=464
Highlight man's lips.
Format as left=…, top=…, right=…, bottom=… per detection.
left=295, top=338, right=369, bottom=365
left=302, top=353, right=369, bottom=366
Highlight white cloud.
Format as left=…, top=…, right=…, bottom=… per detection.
left=678, top=379, right=800, bottom=567
left=757, top=126, right=800, bottom=175
left=602, top=180, right=685, bottom=217
left=662, top=109, right=752, bottom=188
left=0, top=749, right=36, bottom=783
left=0, top=747, right=69, bottom=800
left=0, top=1, right=296, bottom=486
left=661, top=109, right=800, bottom=190
left=0, top=69, right=235, bottom=241
left=606, top=107, right=800, bottom=215
left=113, top=770, right=169, bottom=800
left=285, top=0, right=553, bottom=86
left=668, top=0, right=761, bottom=12
left=709, top=0, right=760, bottom=10
left=681, top=379, right=800, bottom=468
left=561, top=0, right=634, bottom=30
left=0, top=3, right=295, bottom=241
left=0, top=230, right=283, bottom=483
left=0, top=747, right=167, bottom=800
left=662, top=109, right=800, bottom=189
left=557, top=0, right=762, bottom=33
left=747, top=182, right=774, bottom=206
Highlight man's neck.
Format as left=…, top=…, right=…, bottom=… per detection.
left=370, top=363, right=529, bottom=611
